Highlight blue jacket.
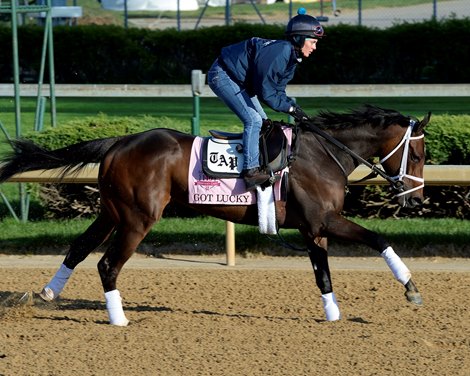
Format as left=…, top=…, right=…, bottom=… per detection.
left=218, top=37, right=299, bottom=113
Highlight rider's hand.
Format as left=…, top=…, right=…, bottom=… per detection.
left=289, top=105, right=310, bottom=122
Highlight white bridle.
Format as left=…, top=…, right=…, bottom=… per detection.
left=379, top=121, right=425, bottom=197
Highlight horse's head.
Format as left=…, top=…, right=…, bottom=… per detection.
left=379, top=112, right=431, bottom=208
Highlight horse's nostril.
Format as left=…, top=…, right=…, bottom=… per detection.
left=409, top=197, right=423, bottom=207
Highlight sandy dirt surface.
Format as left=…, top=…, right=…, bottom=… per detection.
left=1, top=254, right=469, bottom=376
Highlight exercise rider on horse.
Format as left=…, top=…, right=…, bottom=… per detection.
left=207, top=8, right=324, bottom=190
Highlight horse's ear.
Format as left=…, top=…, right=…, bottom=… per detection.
left=415, top=112, right=431, bottom=133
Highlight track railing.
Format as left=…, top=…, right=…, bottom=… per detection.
left=1, top=83, right=470, bottom=98
left=6, top=164, right=470, bottom=186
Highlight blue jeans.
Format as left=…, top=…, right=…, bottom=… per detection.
left=207, top=60, right=267, bottom=170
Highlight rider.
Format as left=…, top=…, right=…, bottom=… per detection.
left=207, top=8, right=324, bottom=190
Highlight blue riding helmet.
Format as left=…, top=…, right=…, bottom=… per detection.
left=286, top=8, right=325, bottom=39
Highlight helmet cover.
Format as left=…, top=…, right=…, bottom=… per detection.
left=286, top=7, right=324, bottom=39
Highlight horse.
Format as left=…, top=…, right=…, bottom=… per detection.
left=0, top=105, right=430, bottom=326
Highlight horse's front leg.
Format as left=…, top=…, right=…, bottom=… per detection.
left=381, top=246, right=422, bottom=304
left=325, top=214, right=423, bottom=305
left=303, top=234, right=341, bottom=321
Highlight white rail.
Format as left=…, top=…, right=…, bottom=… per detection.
left=6, top=165, right=470, bottom=185
left=1, top=83, right=469, bottom=98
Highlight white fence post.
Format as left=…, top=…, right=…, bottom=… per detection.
left=225, top=221, right=235, bottom=266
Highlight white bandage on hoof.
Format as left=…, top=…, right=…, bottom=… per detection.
left=39, top=264, right=73, bottom=301
left=105, top=290, right=129, bottom=326
left=381, top=246, right=411, bottom=285
left=321, top=292, right=341, bottom=321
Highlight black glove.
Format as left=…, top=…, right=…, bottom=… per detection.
left=289, top=105, right=310, bottom=122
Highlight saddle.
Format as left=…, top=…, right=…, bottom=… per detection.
left=202, top=120, right=290, bottom=179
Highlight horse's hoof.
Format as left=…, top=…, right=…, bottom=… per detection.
left=39, top=287, right=55, bottom=301
left=405, top=290, right=423, bottom=305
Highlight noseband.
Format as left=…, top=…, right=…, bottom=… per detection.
left=379, top=120, right=425, bottom=197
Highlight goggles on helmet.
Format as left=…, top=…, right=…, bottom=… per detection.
left=310, top=25, right=325, bottom=38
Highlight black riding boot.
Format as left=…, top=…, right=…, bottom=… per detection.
left=242, top=167, right=271, bottom=191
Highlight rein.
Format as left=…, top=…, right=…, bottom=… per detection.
left=301, top=119, right=423, bottom=196
left=302, top=121, right=401, bottom=189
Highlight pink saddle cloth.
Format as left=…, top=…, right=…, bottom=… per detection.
left=188, top=127, right=292, bottom=205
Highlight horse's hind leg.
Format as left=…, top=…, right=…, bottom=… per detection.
left=303, top=234, right=341, bottom=321
left=39, top=210, right=115, bottom=301
left=98, top=215, right=157, bottom=326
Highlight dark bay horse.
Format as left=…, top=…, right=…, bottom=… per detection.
left=0, top=105, right=430, bottom=326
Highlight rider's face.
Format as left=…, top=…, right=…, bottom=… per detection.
left=301, top=38, right=318, bottom=58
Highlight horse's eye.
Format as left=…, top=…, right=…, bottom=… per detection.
left=410, top=153, right=421, bottom=163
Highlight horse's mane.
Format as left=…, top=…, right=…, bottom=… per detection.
left=305, top=104, right=411, bottom=130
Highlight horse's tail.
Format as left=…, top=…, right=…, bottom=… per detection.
left=0, top=136, right=124, bottom=183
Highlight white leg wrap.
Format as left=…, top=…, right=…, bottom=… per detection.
left=39, top=264, right=73, bottom=301
left=105, top=290, right=129, bottom=326
left=381, top=246, right=411, bottom=285
left=321, top=292, right=341, bottom=321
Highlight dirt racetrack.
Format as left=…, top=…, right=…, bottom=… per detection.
left=1, top=254, right=469, bottom=376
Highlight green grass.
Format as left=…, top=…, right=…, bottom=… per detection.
left=0, top=95, right=468, bottom=175
left=0, top=216, right=468, bottom=257
left=2, top=96, right=469, bottom=144
left=1, top=95, right=469, bottom=154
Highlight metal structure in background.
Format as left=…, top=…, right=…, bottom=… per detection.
left=287, top=0, right=335, bottom=22
left=116, top=0, right=468, bottom=30
left=0, top=0, right=57, bottom=222
left=191, top=69, right=206, bottom=136
left=356, top=0, right=441, bottom=26
left=195, top=0, right=334, bottom=28
left=195, top=0, right=265, bottom=29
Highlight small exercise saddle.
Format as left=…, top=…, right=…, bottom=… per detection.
left=202, top=120, right=291, bottom=179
